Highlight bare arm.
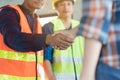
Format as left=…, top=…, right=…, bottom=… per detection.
left=80, top=39, right=102, bottom=80
left=44, top=60, right=55, bottom=80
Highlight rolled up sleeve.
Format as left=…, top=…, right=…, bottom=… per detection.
left=77, top=0, right=113, bottom=44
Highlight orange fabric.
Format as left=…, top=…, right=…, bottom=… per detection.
left=0, top=34, right=14, bottom=51
left=0, top=5, right=43, bottom=77
left=0, top=58, right=43, bottom=77
left=0, top=5, right=42, bottom=51
left=9, top=5, right=42, bottom=34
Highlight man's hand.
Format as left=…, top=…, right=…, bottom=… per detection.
left=45, top=33, right=73, bottom=50
left=53, top=27, right=79, bottom=39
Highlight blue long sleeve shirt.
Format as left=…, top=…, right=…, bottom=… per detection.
left=0, top=5, right=47, bottom=52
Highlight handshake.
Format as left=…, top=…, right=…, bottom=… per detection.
left=45, top=27, right=78, bottom=50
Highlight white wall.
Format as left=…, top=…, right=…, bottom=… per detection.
left=0, top=0, right=23, bottom=6
left=73, top=0, right=82, bottom=20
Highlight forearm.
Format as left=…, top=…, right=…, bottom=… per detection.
left=0, top=8, right=47, bottom=52
left=1, top=23, right=47, bottom=52
left=80, top=38, right=102, bottom=80
left=44, top=60, right=55, bottom=80
left=4, top=31, right=47, bottom=52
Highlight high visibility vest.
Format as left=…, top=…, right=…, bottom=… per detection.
left=0, top=5, right=44, bottom=80
left=50, top=18, right=84, bottom=80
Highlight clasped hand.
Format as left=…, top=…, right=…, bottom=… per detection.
left=46, top=29, right=76, bottom=50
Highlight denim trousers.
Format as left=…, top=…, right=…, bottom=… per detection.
left=96, top=63, right=120, bottom=80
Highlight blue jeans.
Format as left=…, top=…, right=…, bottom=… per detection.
left=96, top=63, right=120, bottom=80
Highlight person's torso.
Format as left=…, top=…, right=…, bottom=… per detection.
left=99, top=0, right=120, bottom=69
left=51, top=18, right=84, bottom=80
left=0, top=5, right=44, bottom=80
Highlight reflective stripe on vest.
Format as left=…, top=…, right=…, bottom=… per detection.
left=50, top=18, right=84, bottom=80
left=53, top=56, right=83, bottom=63
left=0, top=5, right=44, bottom=80
left=54, top=73, right=80, bottom=80
left=0, top=75, right=40, bottom=80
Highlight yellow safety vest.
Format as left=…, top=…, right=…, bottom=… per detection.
left=50, top=18, right=84, bottom=80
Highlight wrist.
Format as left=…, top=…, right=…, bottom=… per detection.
left=70, top=26, right=78, bottom=38
left=45, top=34, right=52, bottom=45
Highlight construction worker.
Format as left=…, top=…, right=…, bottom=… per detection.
left=43, top=0, right=84, bottom=80
left=0, top=0, right=74, bottom=80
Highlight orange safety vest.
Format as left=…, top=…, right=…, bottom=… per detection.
left=0, top=5, right=44, bottom=80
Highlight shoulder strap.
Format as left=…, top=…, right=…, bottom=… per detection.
left=0, top=5, right=20, bottom=23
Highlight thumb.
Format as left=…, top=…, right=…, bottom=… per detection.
left=52, top=30, right=63, bottom=36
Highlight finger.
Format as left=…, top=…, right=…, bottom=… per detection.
left=52, top=33, right=58, bottom=36
left=52, top=30, right=63, bottom=36
left=59, top=35, right=73, bottom=46
left=59, top=33, right=74, bottom=43
left=57, top=40, right=72, bottom=49
left=52, top=45, right=57, bottom=49
left=53, top=46, right=61, bottom=50
left=52, top=33, right=73, bottom=49
left=57, top=46, right=68, bottom=50
left=53, top=43, right=68, bottom=50
left=54, top=34, right=73, bottom=49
